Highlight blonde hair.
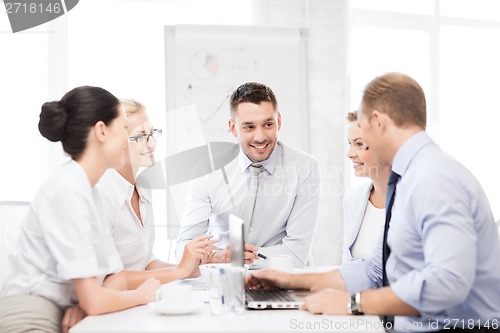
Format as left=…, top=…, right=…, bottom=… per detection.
left=120, top=99, right=145, bottom=115
left=346, top=111, right=358, bottom=123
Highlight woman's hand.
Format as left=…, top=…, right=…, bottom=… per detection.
left=62, top=304, right=87, bottom=333
left=178, top=235, right=218, bottom=277
left=136, top=277, right=161, bottom=304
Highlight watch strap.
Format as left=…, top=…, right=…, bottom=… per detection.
left=348, top=292, right=364, bottom=315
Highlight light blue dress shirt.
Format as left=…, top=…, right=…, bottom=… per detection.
left=339, top=132, right=500, bottom=332
left=175, top=142, right=320, bottom=267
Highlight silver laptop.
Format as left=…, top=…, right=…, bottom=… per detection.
left=228, top=214, right=309, bottom=310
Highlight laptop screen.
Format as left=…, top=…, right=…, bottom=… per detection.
left=229, top=214, right=244, bottom=267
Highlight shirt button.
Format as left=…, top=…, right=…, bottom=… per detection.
left=249, top=227, right=254, bottom=232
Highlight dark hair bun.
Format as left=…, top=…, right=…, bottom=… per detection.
left=39, top=101, right=68, bottom=142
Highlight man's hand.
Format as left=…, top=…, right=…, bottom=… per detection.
left=245, top=269, right=296, bottom=290
left=242, top=243, right=259, bottom=264
left=299, top=288, right=350, bottom=315
left=62, top=304, right=87, bottom=333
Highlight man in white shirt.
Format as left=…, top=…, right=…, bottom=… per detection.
left=175, top=82, right=320, bottom=267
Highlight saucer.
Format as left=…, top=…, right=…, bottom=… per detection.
left=148, top=301, right=203, bottom=315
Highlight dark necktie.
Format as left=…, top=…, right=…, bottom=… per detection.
left=382, top=170, right=400, bottom=287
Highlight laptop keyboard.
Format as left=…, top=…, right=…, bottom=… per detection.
left=246, top=289, right=296, bottom=302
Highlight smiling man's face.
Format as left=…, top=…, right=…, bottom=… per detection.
left=228, top=101, right=281, bottom=163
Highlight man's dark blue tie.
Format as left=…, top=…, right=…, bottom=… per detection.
left=382, top=171, right=400, bottom=328
left=383, top=171, right=400, bottom=287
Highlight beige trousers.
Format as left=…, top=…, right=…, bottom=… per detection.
left=0, top=294, right=63, bottom=333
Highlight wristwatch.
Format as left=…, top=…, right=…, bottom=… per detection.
left=347, top=292, right=364, bottom=315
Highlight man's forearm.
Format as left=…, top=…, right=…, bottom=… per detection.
left=294, top=269, right=347, bottom=291
left=360, top=287, right=419, bottom=316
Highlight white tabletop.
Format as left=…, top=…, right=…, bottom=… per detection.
left=70, top=302, right=384, bottom=333
left=70, top=266, right=384, bottom=333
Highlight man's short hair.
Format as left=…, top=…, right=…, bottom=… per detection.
left=229, top=82, right=278, bottom=117
left=361, top=72, right=426, bottom=129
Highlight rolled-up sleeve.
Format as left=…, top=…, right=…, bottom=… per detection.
left=39, top=188, right=101, bottom=280
left=339, top=233, right=383, bottom=293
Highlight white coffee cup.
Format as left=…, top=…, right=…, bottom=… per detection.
left=266, top=254, right=293, bottom=273
left=156, top=284, right=192, bottom=307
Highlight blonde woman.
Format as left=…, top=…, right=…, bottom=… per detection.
left=342, top=111, right=390, bottom=262
left=95, top=99, right=215, bottom=289
left=0, top=87, right=160, bottom=333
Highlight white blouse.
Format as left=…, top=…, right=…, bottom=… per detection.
left=350, top=200, right=386, bottom=260
left=95, top=169, right=156, bottom=271
left=2, top=160, right=123, bottom=308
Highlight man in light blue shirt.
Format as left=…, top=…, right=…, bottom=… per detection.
left=247, top=73, right=500, bottom=332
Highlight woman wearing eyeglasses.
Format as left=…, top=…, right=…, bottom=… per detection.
left=94, top=100, right=215, bottom=286
left=342, top=111, right=391, bottom=262
left=0, top=87, right=160, bottom=333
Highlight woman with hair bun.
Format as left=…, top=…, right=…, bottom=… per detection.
left=0, top=86, right=160, bottom=333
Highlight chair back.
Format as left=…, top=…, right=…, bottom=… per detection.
left=0, top=201, right=30, bottom=287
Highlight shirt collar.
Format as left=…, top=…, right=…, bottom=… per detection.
left=238, top=141, right=281, bottom=174
left=392, top=131, right=433, bottom=177
left=136, top=184, right=151, bottom=203
left=107, top=169, right=151, bottom=204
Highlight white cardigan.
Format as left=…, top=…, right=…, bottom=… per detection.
left=342, top=181, right=373, bottom=263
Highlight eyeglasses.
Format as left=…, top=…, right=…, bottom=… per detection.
left=129, top=128, right=162, bottom=143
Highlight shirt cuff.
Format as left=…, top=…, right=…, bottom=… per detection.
left=338, top=259, right=375, bottom=293
left=57, top=258, right=100, bottom=280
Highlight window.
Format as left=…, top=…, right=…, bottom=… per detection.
left=439, top=25, right=500, bottom=214
left=351, top=0, right=434, bottom=15
left=440, top=0, right=500, bottom=21
left=350, top=1, right=500, bottom=218
left=0, top=10, right=49, bottom=201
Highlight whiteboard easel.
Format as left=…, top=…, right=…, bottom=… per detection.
left=162, top=24, right=309, bottom=239
left=164, top=24, right=309, bottom=151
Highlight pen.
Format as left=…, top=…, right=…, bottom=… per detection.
left=245, top=250, right=267, bottom=260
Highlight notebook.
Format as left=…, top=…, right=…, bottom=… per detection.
left=228, top=214, right=310, bottom=310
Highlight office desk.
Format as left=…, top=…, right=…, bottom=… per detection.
left=70, top=303, right=384, bottom=333
left=71, top=266, right=384, bottom=333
